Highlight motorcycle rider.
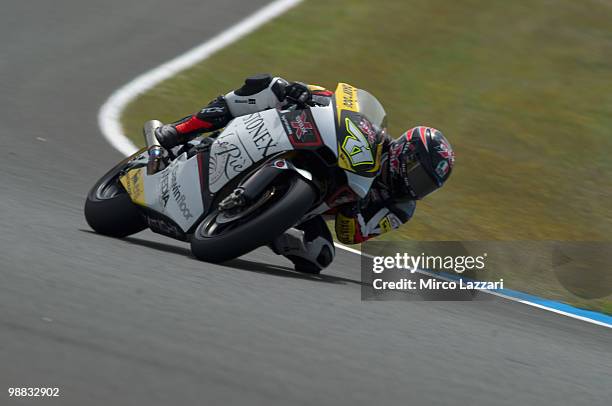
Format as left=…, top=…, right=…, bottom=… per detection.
left=155, top=74, right=455, bottom=273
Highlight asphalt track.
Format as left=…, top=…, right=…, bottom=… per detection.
left=0, top=1, right=610, bottom=405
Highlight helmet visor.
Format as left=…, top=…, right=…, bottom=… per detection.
left=403, top=160, right=440, bottom=199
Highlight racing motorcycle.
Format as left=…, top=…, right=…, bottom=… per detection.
left=85, top=83, right=387, bottom=264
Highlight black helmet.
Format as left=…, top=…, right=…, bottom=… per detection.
left=387, top=126, right=455, bottom=199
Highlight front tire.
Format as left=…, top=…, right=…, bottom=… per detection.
left=190, top=175, right=316, bottom=263
left=84, top=162, right=147, bottom=238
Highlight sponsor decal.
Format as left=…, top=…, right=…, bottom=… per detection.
left=280, top=110, right=323, bottom=147
left=335, top=82, right=359, bottom=120
left=279, top=114, right=292, bottom=135
left=335, top=212, right=357, bottom=245
left=291, top=111, right=314, bottom=139
left=208, top=133, right=249, bottom=188
left=378, top=216, right=393, bottom=234
left=243, top=113, right=278, bottom=156
left=233, top=99, right=257, bottom=105
left=340, top=84, right=357, bottom=109
left=436, top=137, right=455, bottom=167
left=435, top=160, right=450, bottom=178
left=170, top=166, right=194, bottom=220
left=209, top=111, right=291, bottom=193
left=159, top=168, right=170, bottom=208
left=200, top=106, right=225, bottom=114
left=120, top=168, right=145, bottom=206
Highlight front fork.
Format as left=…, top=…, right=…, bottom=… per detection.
left=143, top=119, right=167, bottom=175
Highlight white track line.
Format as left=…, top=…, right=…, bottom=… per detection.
left=340, top=244, right=611, bottom=328
left=97, top=0, right=610, bottom=329
left=98, top=0, right=303, bottom=156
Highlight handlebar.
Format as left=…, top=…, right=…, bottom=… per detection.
left=285, top=98, right=323, bottom=110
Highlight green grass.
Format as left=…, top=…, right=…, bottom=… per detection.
left=121, top=0, right=612, bottom=312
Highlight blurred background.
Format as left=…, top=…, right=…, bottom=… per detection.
left=124, top=0, right=612, bottom=242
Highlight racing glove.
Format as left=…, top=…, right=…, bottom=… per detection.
left=284, top=81, right=312, bottom=105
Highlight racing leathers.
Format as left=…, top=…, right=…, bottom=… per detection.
left=155, top=74, right=416, bottom=272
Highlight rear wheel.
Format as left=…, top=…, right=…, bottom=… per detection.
left=190, top=175, right=316, bottom=263
left=84, top=162, right=147, bottom=237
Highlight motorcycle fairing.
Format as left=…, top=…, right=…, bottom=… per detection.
left=333, top=83, right=383, bottom=176
left=332, top=82, right=386, bottom=197
left=335, top=82, right=359, bottom=121
left=119, top=166, right=146, bottom=206
left=120, top=153, right=205, bottom=232
left=208, top=110, right=293, bottom=193
left=309, top=104, right=338, bottom=158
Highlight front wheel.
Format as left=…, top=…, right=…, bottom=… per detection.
left=190, top=175, right=316, bottom=263
left=84, top=161, right=147, bottom=238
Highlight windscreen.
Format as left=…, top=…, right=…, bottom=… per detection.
left=356, top=88, right=387, bottom=134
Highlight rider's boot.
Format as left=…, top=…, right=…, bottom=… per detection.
left=155, top=124, right=189, bottom=150
left=155, top=96, right=232, bottom=150
left=269, top=216, right=335, bottom=274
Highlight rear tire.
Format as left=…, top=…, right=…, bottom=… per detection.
left=191, top=175, right=316, bottom=263
left=84, top=162, right=147, bottom=238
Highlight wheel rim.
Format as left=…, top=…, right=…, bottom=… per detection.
left=95, top=175, right=124, bottom=200
left=199, top=186, right=285, bottom=238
